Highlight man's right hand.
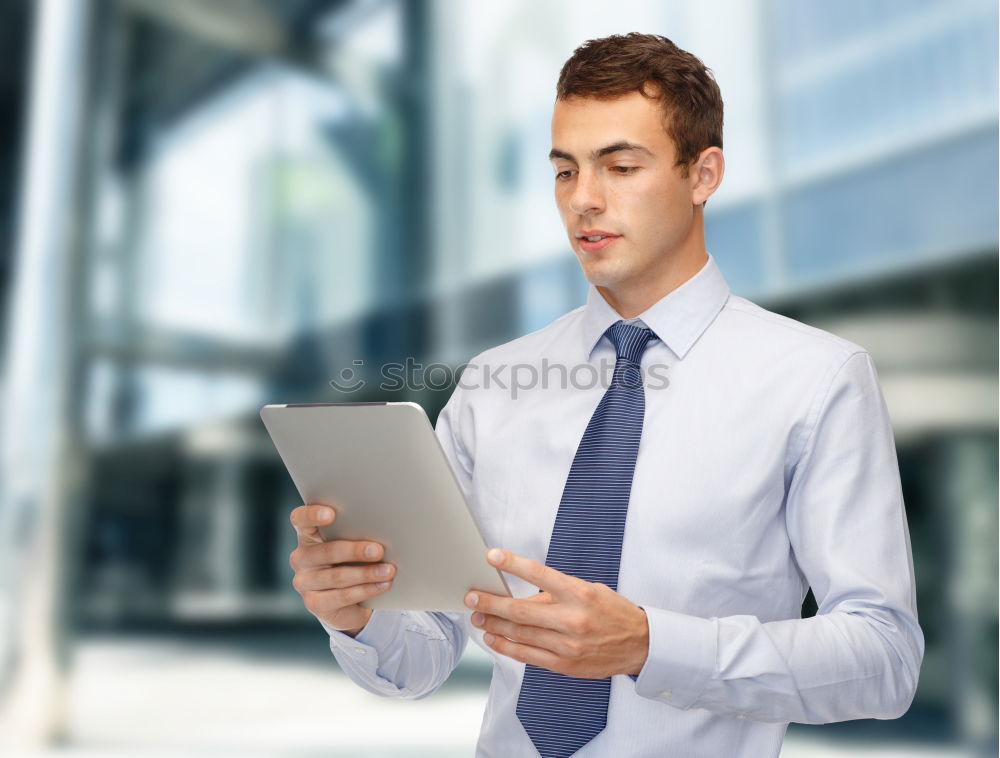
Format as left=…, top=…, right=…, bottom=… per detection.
left=289, top=504, right=395, bottom=636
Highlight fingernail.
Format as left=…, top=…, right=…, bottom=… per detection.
left=471, top=612, right=484, bottom=625
left=318, top=507, right=333, bottom=520
left=376, top=564, right=391, bottom=577
left=483, top=633, right=495, bottom=644
left=365, top=544, right=380, bottom=559
left=465, top=592, right=478, bottom=608
left=376, top=581, right=390, bottom=590
left=487, top=549, right=504, bottom=565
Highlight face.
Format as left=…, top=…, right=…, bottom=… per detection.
left=550, top=92, right=719, bottom=301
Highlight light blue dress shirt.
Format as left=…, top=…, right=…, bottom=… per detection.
left=321, top=253, right=923, bottom=757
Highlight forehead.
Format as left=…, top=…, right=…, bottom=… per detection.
left=550, top=92, right=673, bottom=157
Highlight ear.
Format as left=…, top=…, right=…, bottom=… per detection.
left=691, top=147, right=724, bottom=206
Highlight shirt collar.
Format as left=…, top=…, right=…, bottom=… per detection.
left=580, top=252, right=731, bottom=361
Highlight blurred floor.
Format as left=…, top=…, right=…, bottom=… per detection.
left=6, top=629, right=972, bottom=758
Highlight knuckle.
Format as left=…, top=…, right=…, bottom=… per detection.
left=289, top=548, right=301, bottom=570
left=362, top=582, right=387, bottom=601
left=301, top=591, right=320, bottom=615
left=565, top=640, right=584, bottom=658
left=530, top=564, right=549, bottom=586
left=329, top=541, right=352, bottom=563
left=327, top=589, right=351, bottom=610
left=511, top=624, right=532, bottom=644
left=326, top=565, right=348, bottom=586
left=344, top=584, right=369, bottom=605
left=291, top=573, right=306, bottom=593
left=343, top=544, right=366, bottom=565
left=324, top=541, right=345, bottom=564
left=566, top=612, right=588, bottom=635
left=577, top=582, right=598, bottom=602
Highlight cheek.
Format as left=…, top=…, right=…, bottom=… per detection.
left=643, top=184, right=688, bottom=225
left=554, top=189, right=573, bottom=220
left=612, top=184, right=672, bottom=230
left=610, top=176, right=671, bottom=212
left=634, top=196, right=690, bottom=253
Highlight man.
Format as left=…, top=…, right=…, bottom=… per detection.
left=288, top=33, right=923, bottom=757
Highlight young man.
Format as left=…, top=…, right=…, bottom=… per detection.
left=289, top=34, right=923, bottom=757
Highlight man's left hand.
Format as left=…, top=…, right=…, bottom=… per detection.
left=465, top=548, right=649, bottom=679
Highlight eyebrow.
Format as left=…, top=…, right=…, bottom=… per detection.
left=548, top=141, right=653, bottom=163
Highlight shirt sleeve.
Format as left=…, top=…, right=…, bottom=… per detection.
left=321, top=609, right=468, bottom=699
left=633, top=351, right=924, bottom=724
left=320, top=386, right=474, bottom=698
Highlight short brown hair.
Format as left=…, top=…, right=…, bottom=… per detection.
left=556, top=33, right=724, bottom=178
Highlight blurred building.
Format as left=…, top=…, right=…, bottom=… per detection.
left=0, top=0, right=995, bottom=754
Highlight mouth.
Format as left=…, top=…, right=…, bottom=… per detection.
left=576, top=230, right=621, bottom=253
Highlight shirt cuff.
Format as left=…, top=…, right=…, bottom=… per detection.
left=633, top=606, right=717, bottom=709
left=320, top=610, right=400, bottom=665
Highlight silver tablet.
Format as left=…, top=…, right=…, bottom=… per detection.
left=260, top=401, right=510, bottom=612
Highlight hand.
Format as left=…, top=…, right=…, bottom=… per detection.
left=465, top=549, right=649, bottom=678
left=288, top=504, right=394, bottom=636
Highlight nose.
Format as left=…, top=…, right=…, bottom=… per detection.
left=568, top=169, right=605, bottom=216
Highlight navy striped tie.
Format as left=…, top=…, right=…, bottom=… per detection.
left=516, top=320, right=657, bottom=758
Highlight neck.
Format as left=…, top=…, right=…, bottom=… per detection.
left=597, top=226, right=709, bottom=319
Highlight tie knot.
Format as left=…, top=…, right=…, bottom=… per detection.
left=605, top=321, right=656, bottom=364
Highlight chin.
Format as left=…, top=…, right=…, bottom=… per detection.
left=579, top=260, right=626, bottom=289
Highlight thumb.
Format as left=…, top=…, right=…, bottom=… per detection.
left=291, top=504, right=336, bottom=546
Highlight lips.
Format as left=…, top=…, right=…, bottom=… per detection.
left=576, top=230, right=621, bottom=253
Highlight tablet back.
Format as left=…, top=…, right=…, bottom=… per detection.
left=260, top=401, right=509, bottom=611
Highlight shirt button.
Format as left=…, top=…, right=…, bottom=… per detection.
left=354, top=648, right=367, bottom=654
left=736, top=714, right=745, bottom=720
left=659, top=690, right=672, bottom=698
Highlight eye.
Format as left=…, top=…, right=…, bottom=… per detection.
left=611, top=166, right=639, bottom=175
left=555, top=169, right=576, bottom=182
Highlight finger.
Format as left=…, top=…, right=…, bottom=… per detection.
left=486, top=549, right=574, bottom=596
left=525, top=591, right=555, bottom=604
left=290, top=504, right=336, bottom=545
left=471, top=612, right=570, bottom=657
left=465, top=591, right=561, bottom=631
left=295, top=562, right=395, bottom=592
left=481, top=632, right=563, bottom=673
left=296, top=538, right=384, bottom=569
left=305, top=581, right=392, bottom=615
